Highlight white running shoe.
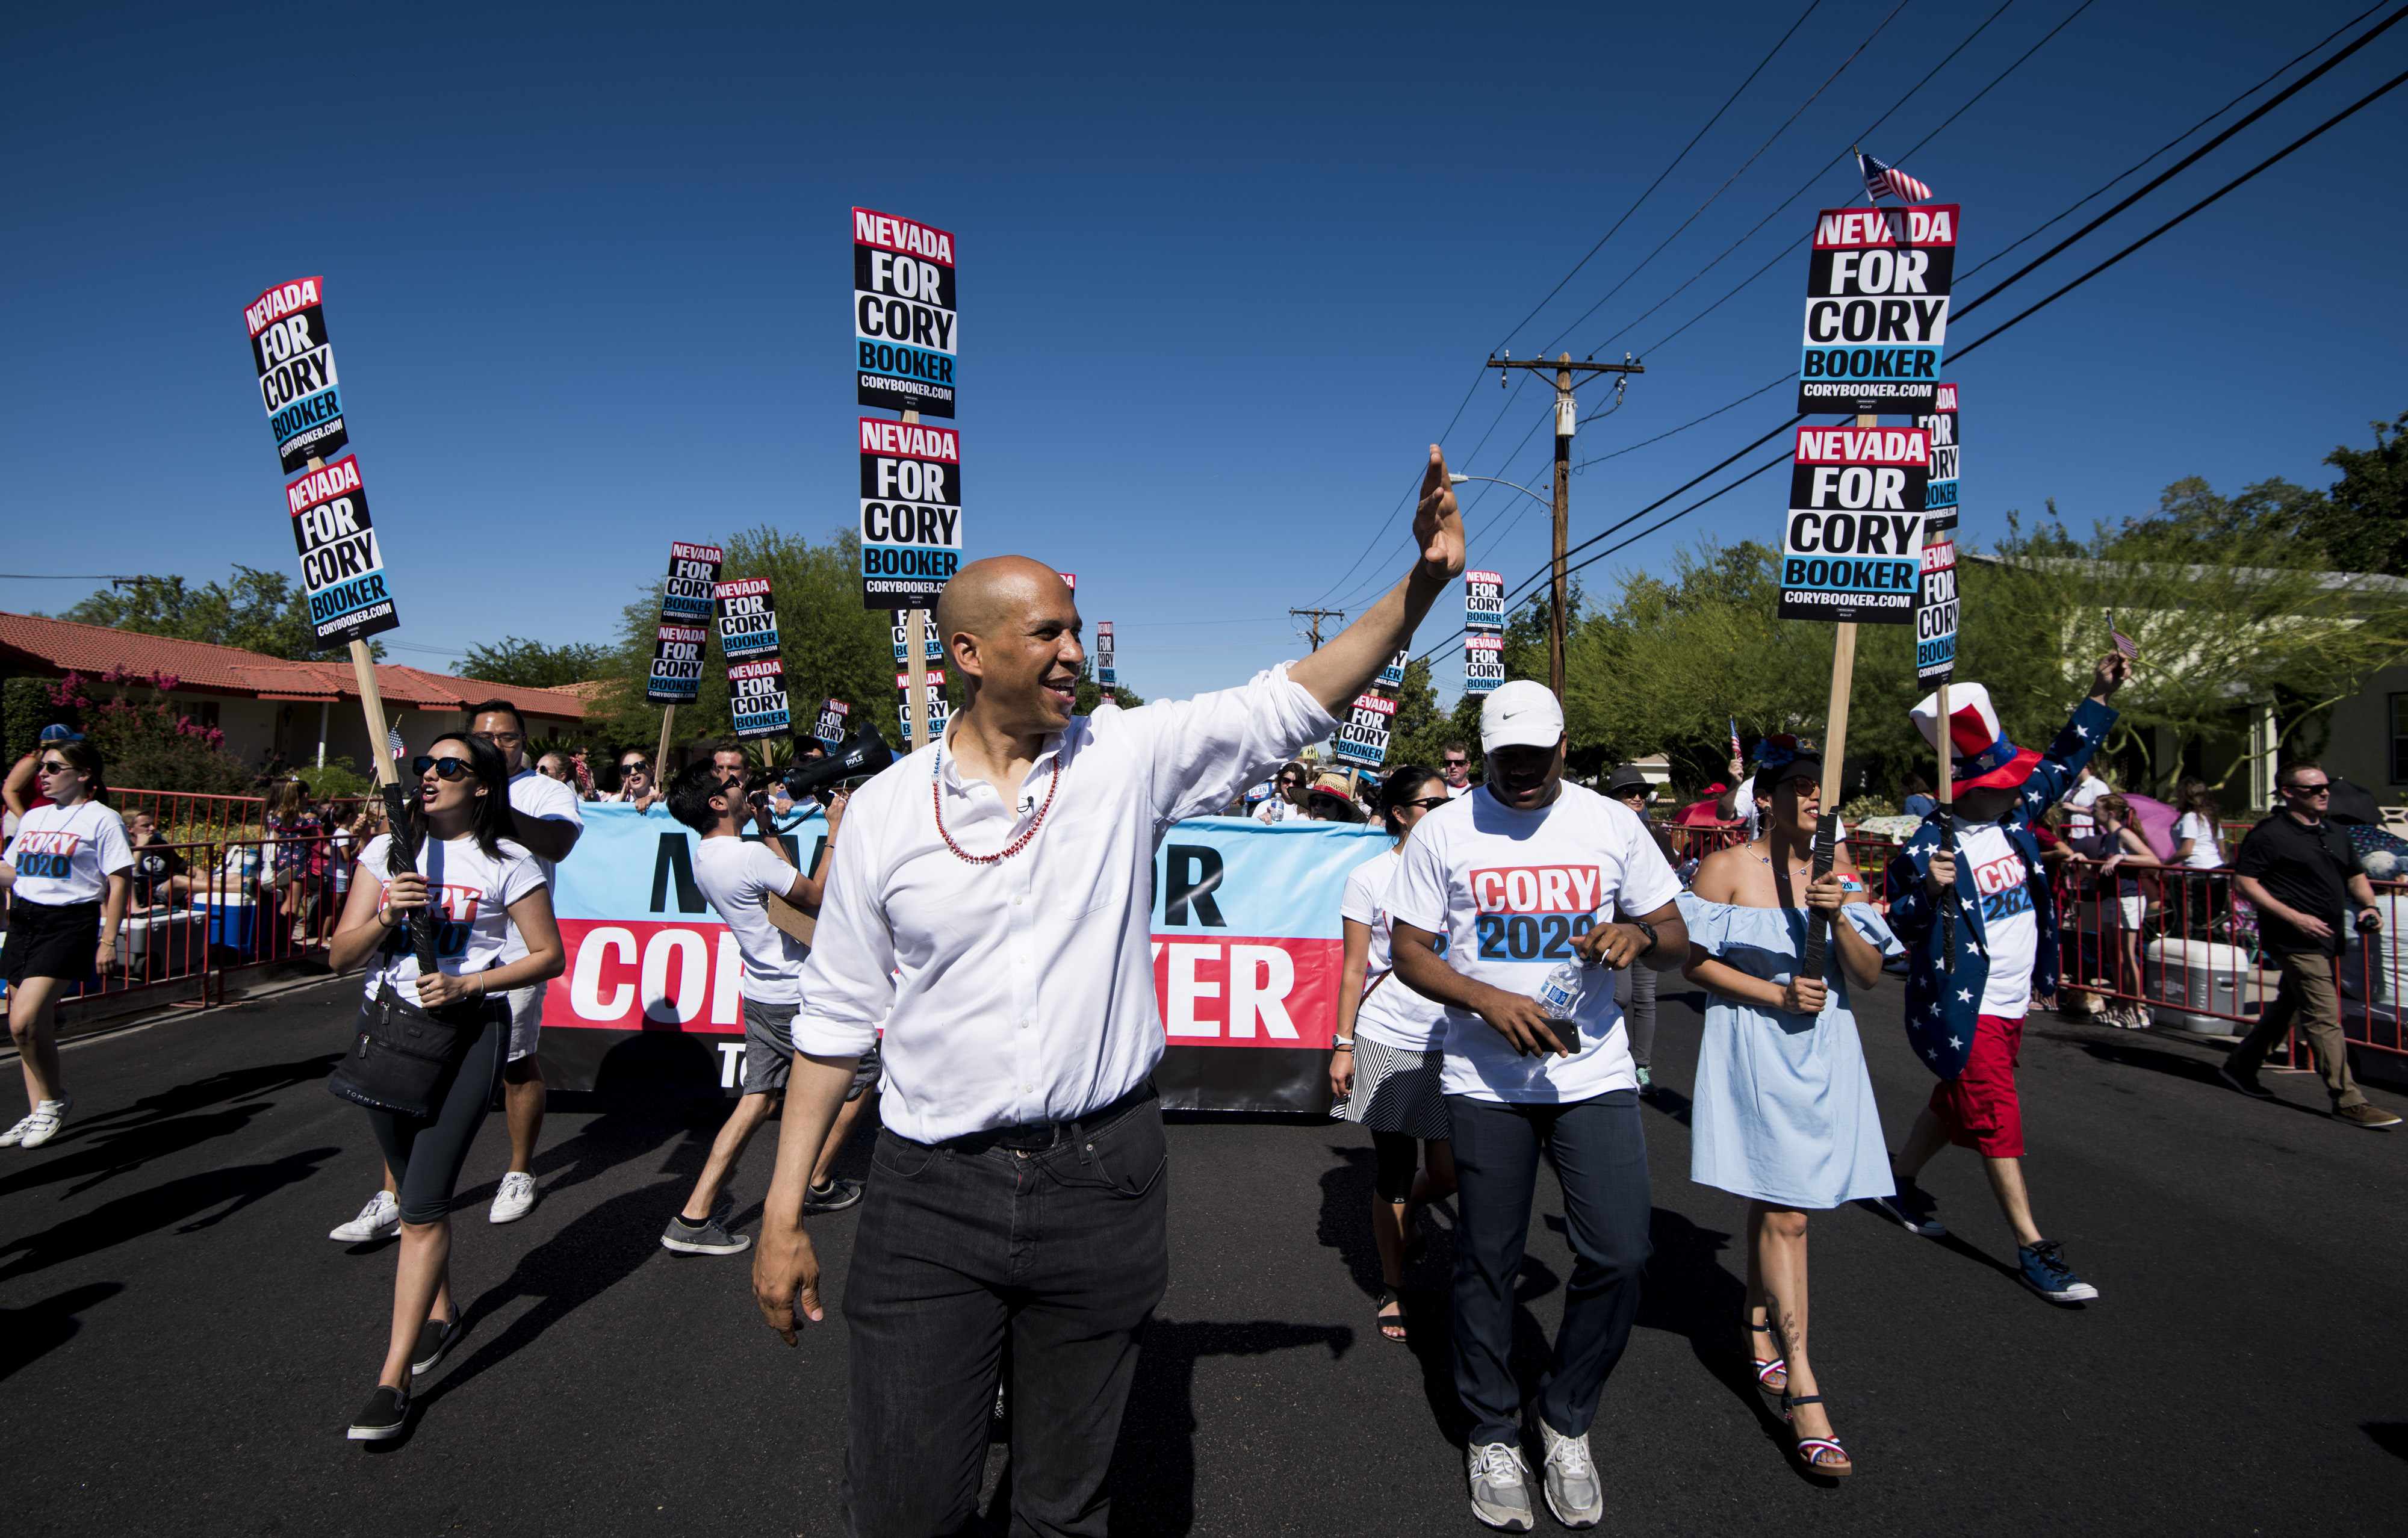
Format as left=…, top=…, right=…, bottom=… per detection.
left=0, top=1112, right=35, bottom=1148
left=1533, top=1416, right=1603, bottom=1528
left=1466, top=1442, right=1535, bottom=1532
left=488, top=1171, right=539, bottom=1224
left=17, top=1097, right=72, bottom=1150
left=331, top=1189, right=402, bottom=1242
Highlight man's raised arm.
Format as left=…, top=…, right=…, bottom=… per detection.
left=1288, top=446, right=1465, bottom=714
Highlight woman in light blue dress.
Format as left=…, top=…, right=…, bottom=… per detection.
left=1678, top=736, right=1901, bottom=1478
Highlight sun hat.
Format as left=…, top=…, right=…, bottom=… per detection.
left=1912, top=683, right=2041, bottom=791
left=1479, top=680, right=1564, bottom=754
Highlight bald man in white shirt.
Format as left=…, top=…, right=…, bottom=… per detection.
left=751, top=448, right=1466, bottom=1538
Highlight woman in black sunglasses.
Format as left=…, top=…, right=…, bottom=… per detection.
left=1329, top=763, right=1458, bottom=1342
left=327, top=733, right=565, bottom=1441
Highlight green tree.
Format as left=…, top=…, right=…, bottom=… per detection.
left=2303, top=409, right=2408, bottom=575
left=55, top=567, right=382, bottom=660
left=460, top=636, right=614, bottom=689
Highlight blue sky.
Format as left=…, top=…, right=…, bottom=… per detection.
left=4, top=2, right=2401, bottom=709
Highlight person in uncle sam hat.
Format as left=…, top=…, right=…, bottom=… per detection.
left=1867, top=653, right=2130, bottom=1306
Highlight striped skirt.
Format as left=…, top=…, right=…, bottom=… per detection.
left=1335, top=1036, right=1451, bottom=1141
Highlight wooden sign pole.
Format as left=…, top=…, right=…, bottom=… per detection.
left=902, top=408, right=934, bottom=754
left=1798, top=412, right=1878, bottom=979
left=652, top=704, right=677, bottom=791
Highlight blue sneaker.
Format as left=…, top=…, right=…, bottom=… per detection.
left=2019, top=1240, right=2098, bottom=1303
left=1866, top=1179, right=1946, bottom=1237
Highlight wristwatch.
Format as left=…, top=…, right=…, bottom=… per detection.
left=1625, top=919, right=1659, bottom=958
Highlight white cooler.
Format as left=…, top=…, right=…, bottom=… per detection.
left=2147, top=937, right=2270, bottom=1034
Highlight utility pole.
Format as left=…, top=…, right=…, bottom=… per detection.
left=1485, top=351, right=1645, bottom=699
left=1289, top=607, right=1345, bottom=651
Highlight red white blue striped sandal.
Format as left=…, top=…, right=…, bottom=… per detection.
left=1781, top=1393, right=1854, bottom=1475
left=1746, top=1318, right=1787, bottom=1398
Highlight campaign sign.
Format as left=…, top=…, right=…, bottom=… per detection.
left=890, top=608, right=943, bottom=665
left=1916, top=539, right=1959, bottom=687
left=647, top=624, right=708, bottom=703
left=663, top=542, right=724, bottom=624
left=854, top=207, right=958, bottom=418
left=715, top=577, right=780, bottom=662
left=813, top=698, right=849, bottom=745
left=1796, top=204, right=1958, bottom=417
left=896, top=669, right=949, bottom=744
left=245, top=277, right=349, bottom=475
left=1464, top=633, right=1505, bottom=694
left=728, top=657, right=791, bottom=741
left=1334, top=692, right=1395, bottom=768
left=1777, top=426, right=1930, bottom=624
left=1097, top=621, right=1117, bottom=687
left=858, top=417, right=963, bottom=610
left=285, top=456, right=400, bottom=649
left=1918, top=382, right=1960, bottom=529
left=1378, top=645, right=1408, bottom=690
left=1466, top=570, right=1504, bottom=631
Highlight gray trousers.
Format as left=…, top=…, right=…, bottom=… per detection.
left=843, top=1098, right=1170, bottom=1538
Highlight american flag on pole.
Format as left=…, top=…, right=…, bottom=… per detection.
left=1857, top=149, right=1932, bottom=203
left=2107, top=610, right=2141, bottom=662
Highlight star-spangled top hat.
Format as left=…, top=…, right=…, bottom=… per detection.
left=1911, top=682, right=2041, bottom=791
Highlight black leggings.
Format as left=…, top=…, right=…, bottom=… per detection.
left=1373, top=1130, right=1421, bottom=1202
left=365, top=1007, right=507, bottom=1225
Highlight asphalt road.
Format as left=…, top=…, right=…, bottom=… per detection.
left=4, top=975, right=2405, bottom=1536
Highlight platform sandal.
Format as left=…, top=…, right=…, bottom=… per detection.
left=1746, top=1317, right=1787, bottom=1398
left=1781, top=1393, right=1853, bottom=1476
left=1375, top=1286, right=1408, bottom=1344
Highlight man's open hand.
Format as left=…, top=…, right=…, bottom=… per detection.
left=752, top=1218, right=825, bottom=1345
left=1415, top=445, right=1466, bottom=586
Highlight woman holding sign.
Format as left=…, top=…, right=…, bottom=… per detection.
left=1330, top=763, right=1458, bottom=1343
left=327, top=734, right=563, bottom=1441
left=1677, top=737, right=1902, bottom=1477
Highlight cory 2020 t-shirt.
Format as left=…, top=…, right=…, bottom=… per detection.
left=5, top=800, right=134, bottom=907
left=1388, top=783, right=1682, bottom=1103
left=355, top=833, right=545, bottom=999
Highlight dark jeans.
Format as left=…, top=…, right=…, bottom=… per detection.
left=1447, top=1091, right=1651, bottom=1448
left=363, top=1002, right=507, bottom=1226
left=843, top=1095, right=1170, bottom=1538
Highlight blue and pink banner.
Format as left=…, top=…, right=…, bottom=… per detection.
left=537, top=804, right=1387, bottom=1109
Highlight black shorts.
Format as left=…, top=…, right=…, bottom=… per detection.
left=3, top=898, right=102, bottom=987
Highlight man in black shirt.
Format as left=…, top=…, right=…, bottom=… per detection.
left=2221, top=760, right=2403, bottom=1128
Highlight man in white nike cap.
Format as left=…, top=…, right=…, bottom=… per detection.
left=1389, top=678, right=1687, bottom=1531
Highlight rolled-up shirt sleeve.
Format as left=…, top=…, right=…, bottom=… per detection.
left=1127, top=662, right=1341, bottom=828
left=790, top=805, right=892, bottom=1058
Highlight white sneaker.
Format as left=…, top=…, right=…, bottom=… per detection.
left=1533, top=1416, right=1603, bottom=1528
left=17, top=1097, right=72, bottom=1149
left=0, top=1111, right=34, bottom=1147
left=1466, top=1442, right=1534, bottom=1532
left=489, top=1171, right=538, bottom=1224
left=331, top=1189, right=402, bottom=1242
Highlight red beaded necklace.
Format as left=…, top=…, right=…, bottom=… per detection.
left=932, top=740, right=1061, bottom=864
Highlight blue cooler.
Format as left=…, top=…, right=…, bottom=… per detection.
left=208, top=898, right=258, bottom=952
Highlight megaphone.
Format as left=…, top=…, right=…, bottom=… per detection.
left=777, top=726, right=894, bottom=801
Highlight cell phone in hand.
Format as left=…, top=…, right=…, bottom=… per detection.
left=1543, top=1016, right=1581, bottom=1055
left=2358, top=910, right=2383, bottom=934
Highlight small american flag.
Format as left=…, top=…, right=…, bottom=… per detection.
left=388, top=725, right=406, bottom=761
left=2108, top=610, right=2141, bottom=662
left=1858, top=149, right=1932, bottom=204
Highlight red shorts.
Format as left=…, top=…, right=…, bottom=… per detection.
left=1927, top=1013, right=2025, bottom=1158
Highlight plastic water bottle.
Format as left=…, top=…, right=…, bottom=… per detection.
left=1538, top=961, right=1583, bottom=1021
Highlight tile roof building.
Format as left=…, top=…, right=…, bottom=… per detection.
left=0, top=610, right=590, bottom=775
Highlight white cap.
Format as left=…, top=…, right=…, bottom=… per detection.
left=1479, top=680, right=1565, bottom=754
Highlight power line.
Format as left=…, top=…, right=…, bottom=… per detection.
left=1955, top=1, right=2408, bottom=319
left=1494, top=0, right=1827, bottom=355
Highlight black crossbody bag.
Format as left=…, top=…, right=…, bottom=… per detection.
left=327, top=980, right=502, bottom=1118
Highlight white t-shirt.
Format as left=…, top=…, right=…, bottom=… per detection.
left=1339, top=847, right=1448, bottom=1052
left=694, top=836, right=809, bottom=1006
left=355, top=832, right=545, bottom=999
left=507, top=766, right=584, bottom=886
left=1389, top=783, right=1683, bottom=1102
left=2175, top=811, right=2224, bottom=869
left=1952, top=816, right=2038, bottom=1018
left=2064, top=775, right=2108, bottom=834
left=5, top=800, right=134, bottom=906
left=1445, top=781, right=1474, bottom=799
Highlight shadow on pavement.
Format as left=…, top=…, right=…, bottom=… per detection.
left=0, top=1280, right=122, bottom=1381
left=1314, top=1143, right=1467, bottom=1450
left=0, top=1147, right=338, bottom=1283
left=1105, top=1318, right=1354, bottom=1537
left=2363, top=1422, right=2408, bottom=1462
left=0, top=1053, right=341, bottom=1203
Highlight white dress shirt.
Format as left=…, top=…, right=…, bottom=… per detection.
left=794, top=664, right=1338, bottom=1144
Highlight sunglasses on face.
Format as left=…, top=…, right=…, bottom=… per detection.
left=2284, top=780, right=2332, bottom=793
left=1397, top=795, right=1452, bottom=812
left=1442, top=758, right=1468, bottom=767
left=37, top=760, right=75, bottom=775
left=620, top=763, right=648, bottom=775
left=413, top=755, right=475, bottom=780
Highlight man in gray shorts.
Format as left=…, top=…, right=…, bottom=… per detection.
left=660, top=759, right=873, bottom=1255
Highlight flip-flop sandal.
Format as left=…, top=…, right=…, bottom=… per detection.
left=1375, top=1286, right=1408, bottom=1344
left=1781, top=1393, right=1854, bottom=1476
left=1746, top=1318, right=1787, bottom=1398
